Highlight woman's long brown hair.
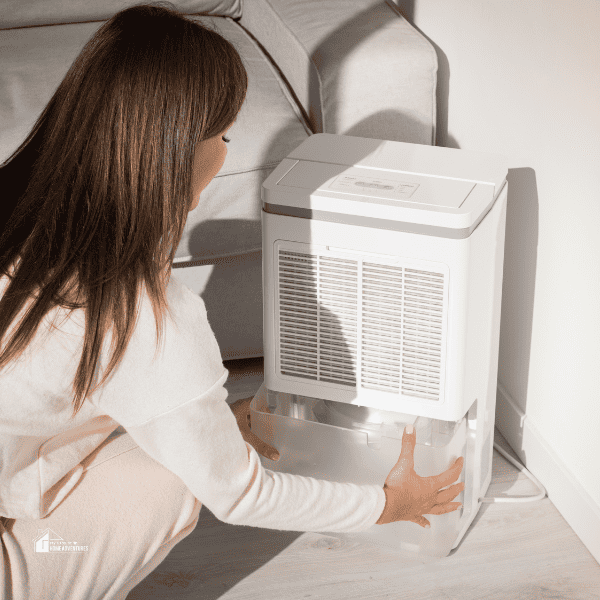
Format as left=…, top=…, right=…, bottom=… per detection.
left=0, top=1, right=247, bottom=419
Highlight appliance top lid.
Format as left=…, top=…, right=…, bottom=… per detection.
left=262, top=134, right=509, bottom=232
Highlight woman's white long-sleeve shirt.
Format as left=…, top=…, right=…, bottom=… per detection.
left=0, top=271, right=385, bottom=531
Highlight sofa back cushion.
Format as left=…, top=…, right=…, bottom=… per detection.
left=0, top=0, right=242, bottom=30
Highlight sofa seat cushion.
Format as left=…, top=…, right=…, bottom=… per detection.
left=0, top=15, right=312, bottom=263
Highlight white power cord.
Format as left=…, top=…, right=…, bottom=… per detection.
left=479, top=441, right=547, bottom=503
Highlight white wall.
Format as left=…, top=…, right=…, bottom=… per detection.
left=391, top=0, right=600, bottom=563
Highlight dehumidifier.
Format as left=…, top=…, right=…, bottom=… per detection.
left=249, top=133, right=508, bottom=557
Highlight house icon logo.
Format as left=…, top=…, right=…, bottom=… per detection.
left=33, top=529, right=89, bottom=553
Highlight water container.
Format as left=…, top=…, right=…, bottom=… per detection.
left=250, top=383, right=469, bottom=557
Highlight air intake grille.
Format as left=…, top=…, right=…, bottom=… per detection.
left=277, top=246, right=446, bottom=401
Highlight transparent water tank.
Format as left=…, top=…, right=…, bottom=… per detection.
left=250, top=383, right=469, bottom=557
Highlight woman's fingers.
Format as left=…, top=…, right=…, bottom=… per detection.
left=436, top=481, right=465, bottom=504
left=427, top=502, right=462, bottom=515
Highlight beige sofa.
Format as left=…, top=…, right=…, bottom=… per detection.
left=0, top=0, right=437, bottom=366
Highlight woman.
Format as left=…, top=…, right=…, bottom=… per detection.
left=0, top=3, right=464, bottom=598
left=0, top=3, right=257, bottom=598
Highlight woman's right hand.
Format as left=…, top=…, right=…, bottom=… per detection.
left=376, top=424, right=465, bottom=527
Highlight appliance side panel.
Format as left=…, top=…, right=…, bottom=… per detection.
left=463, top=185, right=508, bottom=417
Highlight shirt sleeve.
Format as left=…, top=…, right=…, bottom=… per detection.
left=122, top=368, right=387, bottom=532
left=92, top=275, right=386, bottom=532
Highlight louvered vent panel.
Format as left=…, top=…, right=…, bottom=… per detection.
left=317, top=256, right=358, bottom=386
left=277, top=248, right=445, bottom=401
left=400, top=269, right=444, bottom=400
left=361, top=263, right=403, bottom=392
left=278, top=250, right=358, bottom=385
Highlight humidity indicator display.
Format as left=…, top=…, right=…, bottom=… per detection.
left=328, top=174, right=419, bottom=199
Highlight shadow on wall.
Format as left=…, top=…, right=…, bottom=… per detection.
left=393, top=0, right=540, bottom=463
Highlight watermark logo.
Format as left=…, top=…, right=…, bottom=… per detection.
left=33, top=529, right=89, bottom=553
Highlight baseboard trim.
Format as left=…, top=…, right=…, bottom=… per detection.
left=496, top=381, right=600, bottom=565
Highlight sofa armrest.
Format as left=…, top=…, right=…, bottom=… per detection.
left=237, top=0, right=437, bottom=145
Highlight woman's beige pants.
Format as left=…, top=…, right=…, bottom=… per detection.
left=0, top=429, right=202, bottom=600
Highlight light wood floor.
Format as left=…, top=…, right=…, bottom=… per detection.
left=126, top=358, right=600, bottom=600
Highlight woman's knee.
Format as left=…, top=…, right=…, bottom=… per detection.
left=103, top=447, right=200, bottom=540
left=1, top=447, right=201, bottom=600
